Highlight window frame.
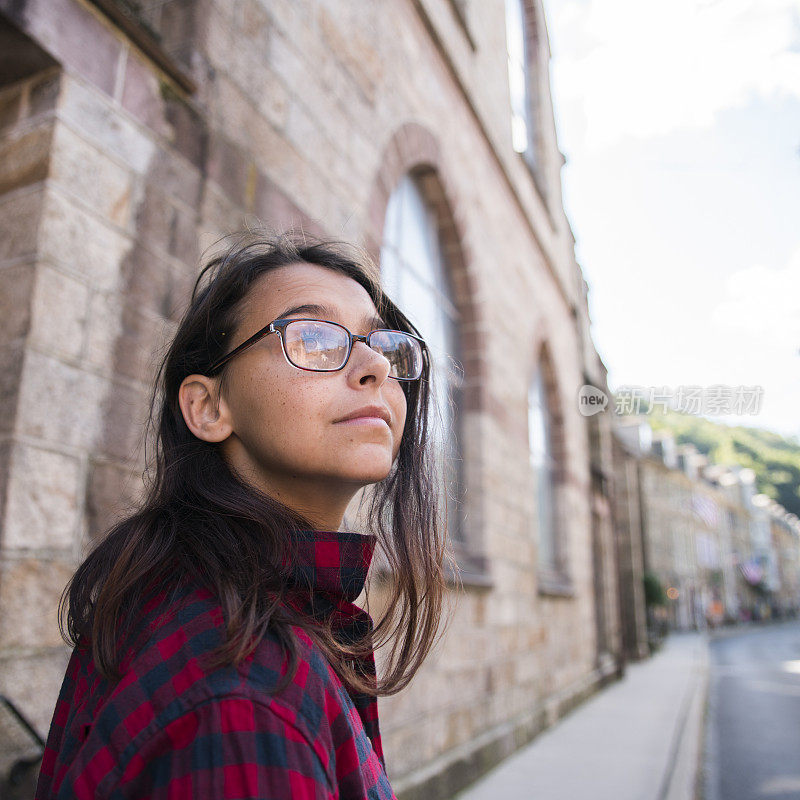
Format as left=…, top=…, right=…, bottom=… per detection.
left=447, top=0, right=477, bottom=50
left=504, top=0, right=549, bottom=202
left=378, top=172, right=485, bottom=584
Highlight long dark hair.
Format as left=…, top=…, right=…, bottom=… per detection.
left=59, top=229, right=456, bottom=697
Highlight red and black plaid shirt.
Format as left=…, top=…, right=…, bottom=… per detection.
left=35, top=529, right=397, bottom=799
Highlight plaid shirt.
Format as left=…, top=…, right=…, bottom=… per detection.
left=35, top=529, right=397, bottom=799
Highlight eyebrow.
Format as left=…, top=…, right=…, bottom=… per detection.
left=276, top=303, right=387, bottom=330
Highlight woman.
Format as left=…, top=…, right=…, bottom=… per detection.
left=35, top=231, right=453, bottom=799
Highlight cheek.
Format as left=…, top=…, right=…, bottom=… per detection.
left=232, top=369, right=325, bottom=454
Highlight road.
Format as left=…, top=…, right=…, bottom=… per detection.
left=704, top=619, right=800, bottom=800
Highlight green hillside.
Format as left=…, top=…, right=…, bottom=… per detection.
left=624, top=409, right=800, bottom=519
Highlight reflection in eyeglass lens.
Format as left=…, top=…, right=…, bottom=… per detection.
left=284, top=321, right=422, bottom=377
left=371, top=331, right=421, bottom=379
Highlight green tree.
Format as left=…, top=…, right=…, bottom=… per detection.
left=643, top=571, right=666, bottom=607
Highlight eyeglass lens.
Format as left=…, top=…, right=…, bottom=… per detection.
left=282, top=320, right=423, bottom=379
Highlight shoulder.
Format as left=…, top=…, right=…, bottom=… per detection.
left=111, top=689, right=337, bottom=798
left=43, top=586, right=393, bottom=799
left=91, top=585, right=350, bottom=774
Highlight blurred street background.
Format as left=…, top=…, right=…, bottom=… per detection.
left=450, top=619, right=800, bottom=800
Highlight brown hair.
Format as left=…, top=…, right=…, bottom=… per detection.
left=59, top=229, right=456, bottom=697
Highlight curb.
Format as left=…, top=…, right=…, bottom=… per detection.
left=661, top=634, right=710, bottom=800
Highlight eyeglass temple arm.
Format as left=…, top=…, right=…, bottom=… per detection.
left=208, top=323, right=276, bottom=374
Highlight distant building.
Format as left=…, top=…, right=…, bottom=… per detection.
left=612, top=417, right=800, bottom=633
left=639, top=432, right=704, bottom=630
left=765, top=499, right=800, bottom=617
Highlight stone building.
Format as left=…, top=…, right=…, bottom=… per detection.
left=0, top=1, right=622, bottom=796
left=575, top=282, right=623, bottom=679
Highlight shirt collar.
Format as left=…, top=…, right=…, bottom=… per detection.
left=281, top=528, right=384, bottom=765
left=282, top=528, right=377, bottom=606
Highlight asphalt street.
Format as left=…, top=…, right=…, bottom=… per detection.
left=704, top=619, right=800, bottom=800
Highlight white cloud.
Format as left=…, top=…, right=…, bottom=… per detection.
left=706, top=246, right=800, bottom=436
left=711, top=245, right=800, bottom=347
left=549, top=0, right=800, bottom=150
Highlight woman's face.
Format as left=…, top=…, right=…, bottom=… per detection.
left=198, top=261, right=408, bottom=528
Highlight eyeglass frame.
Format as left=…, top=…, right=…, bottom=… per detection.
left=206, top=316, right=427, bottom=380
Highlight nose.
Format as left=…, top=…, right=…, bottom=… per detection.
left=350, top=340, right=391, bottom=383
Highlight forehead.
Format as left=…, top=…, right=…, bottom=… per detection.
left=244, top=261, right=381, bottom=322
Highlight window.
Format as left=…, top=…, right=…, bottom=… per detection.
left=528, top=365, right=557, bottom=572
left=380, top=173, right=465, bottom=542
left=504, top=0, right=543, bottom=177
left=447, top=0, right=476, bottom=49
left=505, top=0, right=529, bottom=154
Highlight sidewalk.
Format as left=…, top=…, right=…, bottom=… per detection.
left=451, top=631, right=709, bottom=800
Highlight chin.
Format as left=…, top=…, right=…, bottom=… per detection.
left=340, top=460, right=393, bottom=485
left=357, top=468, right=393, bottom=485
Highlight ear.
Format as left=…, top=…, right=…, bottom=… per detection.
left=178, top=374, right=233, bottom=443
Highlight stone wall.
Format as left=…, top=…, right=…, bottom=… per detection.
left=0, top=1, right=620, bottom=796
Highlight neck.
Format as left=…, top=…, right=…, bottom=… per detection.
left=224, top=451, right=364, bottom=531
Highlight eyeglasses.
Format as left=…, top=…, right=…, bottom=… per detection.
left=207, top=317, right=427, bottom=380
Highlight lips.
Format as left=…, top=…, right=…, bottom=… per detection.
left=335, top=404, right=391, bottom=425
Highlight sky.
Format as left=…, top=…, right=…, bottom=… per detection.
left=542, top=0, right=800, bottom=441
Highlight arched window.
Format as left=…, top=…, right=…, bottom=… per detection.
left=380, top=173, right=465, bottom=541
left=528, top=364, right=557, bottom=571
left=505, top=0, right=542, bottom=170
